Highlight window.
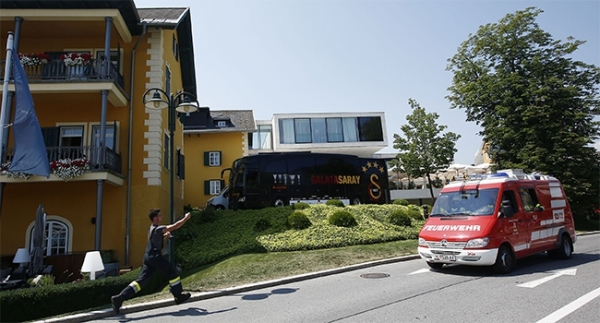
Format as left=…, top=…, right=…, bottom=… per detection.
left=91, top=124, right=116, bottom=150
left=29, top=219, right=70, bottom=256
left=342, top=118, right=359, bottom=142
left=311, top=118, right=327, bottom=143
left=279, top=119, right=294, bottom=144
left=94, top=49, right=122, bottom=74
left=251, top=125, right=272, bottom=149
left=204, top=180, right=225, bottom=195
left=294, top=119, right=311, bottom=143
left=164, top=133, right=171, bottom=169
left=204, top=151, right=221, bottom=166
left=172, top=34, right=179, bottom=61
left=518, top=188, right=540, bottom=212
left=60, top=126, right=83, bottom=147
left=326, top=118, right=343, bottom=142
left=358, top=117, right=383, bottom=141
left=217, top=121, right=227, bottom=127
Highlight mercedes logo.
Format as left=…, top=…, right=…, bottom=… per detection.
left=441, top=239, right=448, bottom=247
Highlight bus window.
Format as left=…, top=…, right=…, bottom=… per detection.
left=246, top=168, right=259, bottom=192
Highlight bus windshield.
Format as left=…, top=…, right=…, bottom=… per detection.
left=430, top=188, right=499, bottom=216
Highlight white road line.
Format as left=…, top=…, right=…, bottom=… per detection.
left=536, top=287, right=600, bottom=323
left=518, top=269, right=577, bottom=288
left=408, top=268, right=430, bottom=275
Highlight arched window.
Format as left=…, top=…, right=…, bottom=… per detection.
left=27, top=216, right=72, bottom=256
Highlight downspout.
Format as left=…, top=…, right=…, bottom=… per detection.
left=0, top=17, right=22, bottom=219
left=125, top=22, right=147, bottom=266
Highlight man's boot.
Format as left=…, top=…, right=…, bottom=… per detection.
left=111, top=295, right=123, bottom=315
left=175, top=292, right=191, bottom=305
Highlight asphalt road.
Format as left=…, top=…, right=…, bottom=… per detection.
left=43, top=232, right=599, bottom=323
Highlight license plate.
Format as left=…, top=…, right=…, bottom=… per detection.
left=435, top=254, right=456, bottom=261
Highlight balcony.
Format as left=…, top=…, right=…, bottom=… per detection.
left=1, top=146, right=124, bottom=186
left=0, top=58, right=127, bottom=107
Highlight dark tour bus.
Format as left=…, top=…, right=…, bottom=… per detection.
left=226, top=152, right=390, bottom=209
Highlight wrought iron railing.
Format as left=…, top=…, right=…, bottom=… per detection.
left=3, top=146, right=122, bottom=175
left=0, top=59, right=124, bottom=90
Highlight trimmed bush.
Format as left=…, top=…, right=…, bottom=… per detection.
left=328, top=210, right=357, bottom=227
left=288, top=211, right=312, bottom=230
left=293, top=202, right=310, bottom=210
left=254, top=218, right=271, bottom=232
left=326, top=199, right=345, bottom=207
left=388, top=210, right=412, bottom=227
left=407, top=205, right=423, bottom=220
left=393, top=199, right=409, bottom=206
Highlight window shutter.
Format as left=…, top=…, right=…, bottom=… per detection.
left=177, top=150, right=185, bottom=180
left=204, top=152, right=209, bottom=166
left=217, top=151, right=222, bottom=166
left=220, top=179, right=225, bottom=190
left=204, top=181, right=210, bottom=195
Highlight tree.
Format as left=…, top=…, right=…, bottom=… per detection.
left=446, top=7, right=600, bottom=222
left=393, top=99, right=460, bottom=200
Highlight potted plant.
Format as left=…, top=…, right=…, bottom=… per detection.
left=100, top=250, right=120, bottom=277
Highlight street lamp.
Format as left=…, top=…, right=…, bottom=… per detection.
left=142, top=88, right=199, bottom=263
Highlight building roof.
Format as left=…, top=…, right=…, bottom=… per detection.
left=137, top=7, right=197, bottom=98
left=184, top=109, right=256, bottom=134
left=0, top=0, right=142, bottom=34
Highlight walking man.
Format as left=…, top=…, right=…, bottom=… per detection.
left=111, top=209, right=192, bottom=314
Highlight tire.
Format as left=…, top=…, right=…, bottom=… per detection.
left=351, top=196, right=362, bottom=205
left=215, top=205, right=225, bottom=210
left=272, top=197, right=287, bottom=207
left=427, top=262, right=444, bottom=270
left=492, top=245, right=516, bottom=274
left=552, top=234, right=573, bottom=259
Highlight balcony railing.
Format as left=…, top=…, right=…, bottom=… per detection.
left=3, top=146, right=122, bottom=175
left=0, top=59, right=124, bottom=90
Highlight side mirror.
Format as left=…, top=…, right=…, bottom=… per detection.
left=422, top=205, right=429, bottom=219
left=500, top=200, right=514, bottom=218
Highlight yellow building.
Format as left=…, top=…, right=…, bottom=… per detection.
left=0, top=1, right=197, bottom=276
left=183, top=109, right=256, bottom=209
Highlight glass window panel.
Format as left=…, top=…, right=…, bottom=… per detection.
left=279, top=119, right=294, bottom=144
left=91, top=125, right=115, bottom=149
left=327, top=118, right=343, bottom=142
left=358, top=117, right=383, bottom=141
left=294, top=119, right=311, bottom=143
left=311, top=118, right=327, bottom=143
left=342, top=118, right=358, bottom=142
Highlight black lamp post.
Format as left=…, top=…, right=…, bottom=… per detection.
left=142, top=88, right=198, bottom=263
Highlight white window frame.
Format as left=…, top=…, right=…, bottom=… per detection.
left=209, top=151, right=221, bottom=166
left=26, top=215, right=73, bottom=256
left=209, top=180, right=222, bottom=195
left=89, top=122, right=118, bottom=151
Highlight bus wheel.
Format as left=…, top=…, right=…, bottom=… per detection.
left=351, top=196, right=362, bottom=205
left=272, top=197, right=287, bottom=207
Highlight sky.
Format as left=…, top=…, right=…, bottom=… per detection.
left=134, top=0, right=600, bottom=164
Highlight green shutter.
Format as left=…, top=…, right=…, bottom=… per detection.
left=204, top=181, right=210, bottom=195
left=204, top=152, right=209, bottom=166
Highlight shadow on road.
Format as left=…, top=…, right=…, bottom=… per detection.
left=114, top=306, right=237, bottom=322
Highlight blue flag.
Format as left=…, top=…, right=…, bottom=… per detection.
left=7, top=48, right=50, bottom=178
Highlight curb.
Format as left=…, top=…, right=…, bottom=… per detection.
left=35, top=254, right=421, bottom=323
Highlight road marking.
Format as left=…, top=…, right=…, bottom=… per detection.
left=518, top=268, right=577, bottom=288
left=408, top=268, right=430, bottom=275
left=536, top=287, right=600, bottom=323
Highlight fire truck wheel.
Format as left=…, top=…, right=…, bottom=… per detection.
left=551, top=234, right=573, bottom=259
left=427, top=262, right=444, bottom=270
left=493, top=245, right=515, bottom=274
left=351, top=196, right=362, bottom=205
